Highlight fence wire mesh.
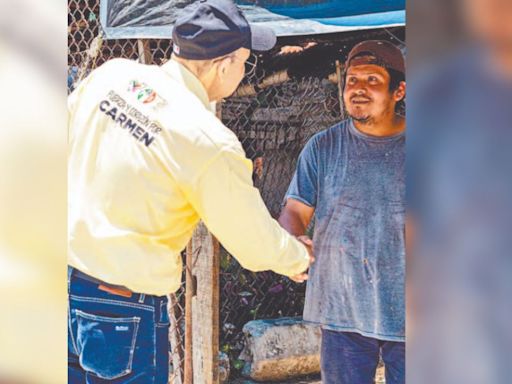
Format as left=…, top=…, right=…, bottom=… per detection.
left=219, top=71, right=342, bottom=377
left=68, top=0, right=404, bottom=380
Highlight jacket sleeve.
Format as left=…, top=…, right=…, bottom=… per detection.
left=186, top=150, right=310, bottom=277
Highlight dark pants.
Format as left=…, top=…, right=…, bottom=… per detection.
left=321, top=329, right=405, bottom=384
left=68, top=267, right=170, bottom=383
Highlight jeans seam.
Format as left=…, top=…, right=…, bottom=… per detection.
left=127, top=319, right=140, bottom=376
left=68, top=268, right=72, bottom=293
left=75, top=309, right=142, bottom=323
left=70, top=294, right=155, bottom=312
left=68, top=305, right=79, bottom=355
left=153, top=306, right=157, bottom=370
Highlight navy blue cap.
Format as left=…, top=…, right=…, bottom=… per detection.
left=172, top=0, right=277, bottom=60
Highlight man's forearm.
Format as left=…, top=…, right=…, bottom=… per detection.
left=278, top=200, right=316, bottom=280
left=278, top=210, right=308, bottom=237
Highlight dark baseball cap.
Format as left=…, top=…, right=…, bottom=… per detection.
left=345, top=40, right=405, bottom=75
left=172, top=0, right=277, bottom=60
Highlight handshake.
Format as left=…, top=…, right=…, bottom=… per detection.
left=289, top=235, right=315, bottom=283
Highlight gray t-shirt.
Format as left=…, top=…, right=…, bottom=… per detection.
left=286, top=118, right=405, bottom=341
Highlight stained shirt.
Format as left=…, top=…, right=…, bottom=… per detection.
left=286, top=119, right=405, bottom=341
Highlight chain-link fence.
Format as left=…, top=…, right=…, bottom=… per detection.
left=219, top=30, right=405, bottom=378
left=218, top=70, right=342, bottom=376
left=68, top=1, right=404, bottom=381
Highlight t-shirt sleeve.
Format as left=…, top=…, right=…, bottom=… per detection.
left=285, top=136, right=319, bottom=208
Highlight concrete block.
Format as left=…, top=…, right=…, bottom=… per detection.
left=239, top=317, right=321, bottom=382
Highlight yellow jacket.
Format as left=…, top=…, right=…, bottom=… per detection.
left=68, top=58, right=309, bottom=295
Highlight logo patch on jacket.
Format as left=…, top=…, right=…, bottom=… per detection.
left=128, top=80, right=166, bottom=108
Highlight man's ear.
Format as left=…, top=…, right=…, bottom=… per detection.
left=217, top=57, right=230, bottom=78
left=394, top=81, right=406, bottom=102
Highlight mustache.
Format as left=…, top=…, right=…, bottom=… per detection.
left=350, top=95, right=372, bottom=102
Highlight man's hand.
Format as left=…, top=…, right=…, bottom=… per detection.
left=289, top=235, right=315, bottom=283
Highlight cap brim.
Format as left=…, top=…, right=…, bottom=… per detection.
left=249, top=24, right=276, bottom=51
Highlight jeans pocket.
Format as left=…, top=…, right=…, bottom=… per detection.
left=75, top=309, right=140, bottom=380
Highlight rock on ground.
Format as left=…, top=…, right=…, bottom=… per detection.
left=239, top=317, right=321, bottom=382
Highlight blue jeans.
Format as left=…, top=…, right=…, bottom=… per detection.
left=68, top=267, right=170, bottom=383
left=321, top=329, right=405, bottom=384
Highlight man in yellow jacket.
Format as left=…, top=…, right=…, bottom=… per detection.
left=67, top=0, right=312, bottom=382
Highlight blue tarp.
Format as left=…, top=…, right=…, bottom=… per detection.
left=237, top=0, right=404, bottom=19
left=100, top=0, right=405, bottom=39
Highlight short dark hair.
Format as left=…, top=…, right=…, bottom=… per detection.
left=386, top=67, right=405, bottom=114
left=387, top=68, right=405, bottom=91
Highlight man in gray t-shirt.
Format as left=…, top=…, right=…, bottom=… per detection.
left=279, top=40, right=406, bottom=384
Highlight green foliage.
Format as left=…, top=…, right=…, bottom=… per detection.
left=233, top=359, right=245, bottom=370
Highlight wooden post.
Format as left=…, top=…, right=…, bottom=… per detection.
left=185, top=103, right=222, bottom=384
left=184, top=242, right=194, bottom=384
left=335, top=60, right=345, bottom=119
left=190, top=223, right=220, bottom=384
left=137, top=39, right=151, bottom=64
